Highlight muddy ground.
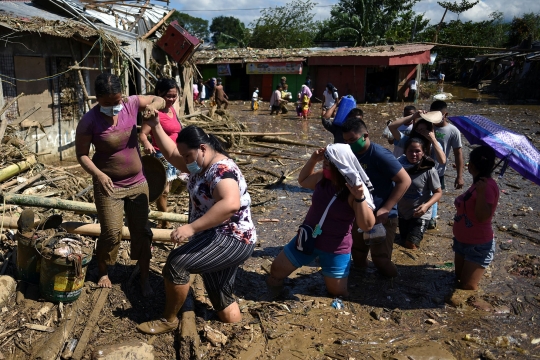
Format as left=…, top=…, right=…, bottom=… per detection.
left=1, top=84, right=540, bottom=359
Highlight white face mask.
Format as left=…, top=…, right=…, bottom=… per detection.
left=100, top=104, right=123, bottom=117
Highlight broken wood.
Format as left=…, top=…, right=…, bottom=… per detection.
left=75, top=184, right=93, bottom=198
left=0, top=92, right=25, bottom=141
left=249, top=142, right=285, bottom=150
left=24, top=324, right=55, bottom=333
left=257, top=136, right=319, bottom=148
left=0, top=193, right=188, bottom=223
left=32, top=176, right=68, bottom=187
left=12, top=105, right=41, bottom=126
left=31, top=290, right=88, bottom=360
left=0, top=155, right=37, bottom=182
left=141, top=9, right=175, bottom=39
left=8, top=173, right=42, bottom=194
left=253, top=166, right=282, bottom=178
left=71, top=288, right=110, bottom=360
left=228, top=150, right=306, bottom=161
left=69, top=41, right=92, bottom=112
left=177, top=289, right=200, bottom=360
left=0, top=178, right=18, bottom=191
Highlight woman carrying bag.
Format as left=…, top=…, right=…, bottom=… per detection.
left=266, top=144, right=375, bottom=298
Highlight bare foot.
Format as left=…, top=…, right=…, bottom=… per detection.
left=98, top=275, right=112, bottom=288
left=141, top=278, right=154, bottom=297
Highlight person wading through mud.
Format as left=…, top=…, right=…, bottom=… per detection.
left=452, top=146, right=499, bottom=290
left=269, top=84, right=283, bottom=115
left=136, top=123, right=256, bottom=335
left=213, top=78, right=229, bottom=110
left=139, top=78, right=182, bottom=229
left=321, top=106, right=364, bottom=144
left=341, top=117, right=411, bottom=277
left=397, top=138, right=442, bottom=250
left=429, top=100, right=464, bottom=230
left=321, top=83, right=339, bottom=118
left=266, top=144, right=375, bottom=299
left=75, top=73, right=166, bottom=296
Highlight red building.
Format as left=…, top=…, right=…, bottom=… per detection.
left=194, top=44, right=433, bottom=103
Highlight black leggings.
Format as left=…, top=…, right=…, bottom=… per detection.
left=398, top=217, right=427, bottom=246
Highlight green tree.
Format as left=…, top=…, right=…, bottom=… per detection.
left=316, top=0, right=428, bottom=46
left=169, top=11, right=209, bottom=41
left=507, top=12, right=540, bottom=47
left=210, top=16, right=249, bottom=48
left=433, top=0, right=479, bottom=42
left=249, top=0, right=317, bottom=48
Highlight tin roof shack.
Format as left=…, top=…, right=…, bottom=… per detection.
left=307, top=44, right=433, bottom=103
left=0, top=0, right=163, bottom=162
left=472, top=42, right=540, bottom=100
left=193, top=44, right=432, bottom=103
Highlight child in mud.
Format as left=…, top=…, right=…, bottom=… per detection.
left=452, top=145, right=499, bottom=290
left=265, top=144, right=375, bottom=299
left=397, top=138, right=442, bottom=250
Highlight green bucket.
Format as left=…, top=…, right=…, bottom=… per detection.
left=39, top=234, right=92, bottom=303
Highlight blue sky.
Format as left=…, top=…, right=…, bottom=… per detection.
left=170, top=0, right=540, bottom=27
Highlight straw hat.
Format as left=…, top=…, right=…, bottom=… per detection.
left=141, top=155, right=167, bottom=203
left=419, top=111, right=443, bottom=124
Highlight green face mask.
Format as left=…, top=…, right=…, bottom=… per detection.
left=349, top=136, right=366, bottom=153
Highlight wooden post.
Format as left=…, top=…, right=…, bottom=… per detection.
left=69, top=42, right=92, bottom=112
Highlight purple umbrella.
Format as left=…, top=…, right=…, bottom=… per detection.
left=448, top=115, right=540, bottom=186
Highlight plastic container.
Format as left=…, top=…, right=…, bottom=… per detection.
left=331, top=298, right=344, bottom=310
left=363, top=223, right=387, bottom=246
left=39, top=234, right=92, bottom=303
left=333, top=95, right=356, bottom=125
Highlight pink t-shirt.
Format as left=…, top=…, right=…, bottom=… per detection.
left=151, top=107, right=181, bottom=151
left=453, top=178, right=499, bottom=244
left=76, top=96, right=146, bottom=188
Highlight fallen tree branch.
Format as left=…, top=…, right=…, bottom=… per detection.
left=256, top=136, right=319, bottom=148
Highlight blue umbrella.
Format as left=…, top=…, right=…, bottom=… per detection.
left=448, top=115, right=540, bottom=186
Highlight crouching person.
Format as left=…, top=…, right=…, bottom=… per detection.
left=266, top=144, right=375, bottom=298
left=137, top=121, right=256, bottom=335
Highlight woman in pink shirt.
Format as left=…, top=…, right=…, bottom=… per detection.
left=76, top=73, right=166, bottom=295
left=453, top=146, right=499, bottom=290
left=139, top=78, right=182, bottom=228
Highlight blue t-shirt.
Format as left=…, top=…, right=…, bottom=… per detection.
left=354, top=143, right=403, bottom=218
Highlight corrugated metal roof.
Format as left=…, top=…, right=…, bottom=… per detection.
left=309, top=44, right=434, bottom=58
left=194, top=44, right=433, bottom=64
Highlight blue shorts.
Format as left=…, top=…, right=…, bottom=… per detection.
left=283, top=237, right=351, bottom=278
left=452, top=238, right=495, bottom=268
left=155, top=151, right=178, bottom=182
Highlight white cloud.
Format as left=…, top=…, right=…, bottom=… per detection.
left=170, top=0, right=540, bottom=29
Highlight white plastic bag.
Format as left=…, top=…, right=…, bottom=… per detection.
left=382, top=126, right=393, bottom=140
left=363, top=223, right=387, bottom=245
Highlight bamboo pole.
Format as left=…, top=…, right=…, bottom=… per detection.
left=0, top=193, right=188, bottom=223
left=0, top=155, right=37, bottom=182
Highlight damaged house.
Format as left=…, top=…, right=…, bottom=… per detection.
left=0, top=0, right=174, bottom=161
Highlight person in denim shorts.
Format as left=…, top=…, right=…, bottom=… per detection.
left=453, top=146, right=499, bottom=290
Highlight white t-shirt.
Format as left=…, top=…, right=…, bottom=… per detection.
left=252, top=91, right=258, bottom=101
left=409, top=79, right=417, bottom=91
left=323, top=89, right=338, bottom=108
left=392, top=124, right=413, bottom=157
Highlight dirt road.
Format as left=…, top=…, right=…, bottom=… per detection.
left=1, top=86, right=539, bottom=359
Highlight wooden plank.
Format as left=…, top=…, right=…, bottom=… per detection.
left=186, top=67, right=195, bottom=114
left=71, top=288, right=110, bottom=360
left=141, top=9, right=175, bottom=40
